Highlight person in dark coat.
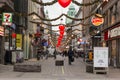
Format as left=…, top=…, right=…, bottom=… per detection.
left=53, top=49, right=57, bottom=59
left=68, top=47, right=74, bottom=65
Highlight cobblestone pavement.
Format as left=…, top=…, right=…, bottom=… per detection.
left=0, top=57, right=120, bottom=80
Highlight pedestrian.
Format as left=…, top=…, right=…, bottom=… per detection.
left=45, top=48, right=49, bottom=59
left=53, top=49, right=57, bottom=59
left=68, top=47, right=74, bottom=65
left=37, top=48, right=43, bottom=60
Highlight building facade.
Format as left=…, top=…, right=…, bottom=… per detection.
left=83, top=0, right=120, bottom=68
left=72, top=7, right=83, bottom=49
left=101, top=0, right=120, bottom=67
left=14, top=0, right=28, bottom=63
left=0, top=0, right=14, bottom=64
left=24, top=0, right=45, bottom=59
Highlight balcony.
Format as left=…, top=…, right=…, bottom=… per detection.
left=0, top=0, right=14, bottom=11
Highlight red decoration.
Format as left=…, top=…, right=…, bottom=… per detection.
left=35, top=32, right=41, bottom=37
left=58, top=0, right=71, bottom=8
left=104, top=31, right=108, bottom=41
left=60, top=31, right=64, bottom=35
left=59, top=25, right=65, bottom=31
left=57, top=40, right=61, bottom=45
left=12, top=33, right=16, bottom=38
left=59, top=34, right=63, bottom=38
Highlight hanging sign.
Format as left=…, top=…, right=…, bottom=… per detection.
left=91, top=14, right=104, bottom=26
left=2, top=13, right=12, bottom=26
left=16, top=34, right=22, bottom=50
left=0, top=26, right=4, bottom=36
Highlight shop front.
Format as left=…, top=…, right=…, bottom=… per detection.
left=0, top=26, right=4, bottom=64
left=103, top=23, right=120, bottom=68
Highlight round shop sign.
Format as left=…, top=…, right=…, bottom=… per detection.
left=91, top=14, right=104, bottom=26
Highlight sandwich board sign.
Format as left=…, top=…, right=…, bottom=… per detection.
left=94, top=47, right=108, bottom=67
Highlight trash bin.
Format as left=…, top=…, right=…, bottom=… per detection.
left=12, top=51, right=16, bottom=64
left=55, top=54, right=64, bottom=66
left=86, top=62, right=93, bottom=73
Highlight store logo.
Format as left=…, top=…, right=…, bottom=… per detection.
left=2, top=13, right=12, bottom=26
left=91, top=14, right=104, bottom=26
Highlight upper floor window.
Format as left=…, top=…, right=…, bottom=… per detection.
left=110, top=5, right=116, bottom=25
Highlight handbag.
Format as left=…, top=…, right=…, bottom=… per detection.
left=71, top=57, right=74, bottom=62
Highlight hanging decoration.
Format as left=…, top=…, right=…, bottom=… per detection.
left=32, top=0, right=57, bottom=6
left=59, top=25, right=65, bottom=30
left=31, top=0, right=100, bottom=7
left=12, top=33, right=16, bottom=38
left=58, top=0, right=71, bottom=8
left=56, top=25, right=65, bottom=47
left=72, top=0, right=100, bottom=6
left=29, top=12, right=95, bottom=22
left=30, top=20, right=90, bottom=27
left=60, top=31, right=64, bottom=35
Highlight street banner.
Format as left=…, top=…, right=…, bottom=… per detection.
left=2, top=13, right=12, bottom=26
left=16, top=34, right=22, bottom=50
left=94, top=47, right=108, bottom=67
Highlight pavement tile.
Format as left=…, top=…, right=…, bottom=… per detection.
left=0, top=57, right=120, bottom=80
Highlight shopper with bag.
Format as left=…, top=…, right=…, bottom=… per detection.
left=68, top=46, right=74, bottom=65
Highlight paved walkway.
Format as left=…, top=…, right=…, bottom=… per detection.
left=0, top=57, right=120, bottom=80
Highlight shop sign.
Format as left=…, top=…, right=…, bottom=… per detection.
left=91, top=14, right=104, bottom=26
left=16, top=34, right=22, bottom=50
left=2, top=13, right=12, bottom=26
left=0, top=26, right=4, bottom=36
left=94, top=47, right=108, bottom=67
left=109, top=27, right=120, bottom=38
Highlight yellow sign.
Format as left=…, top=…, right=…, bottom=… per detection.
left=91, top=14, right=104, bottom=26
left=16, top=34, right=22, bottom=50
left=89, top=52, right=93, bottom=60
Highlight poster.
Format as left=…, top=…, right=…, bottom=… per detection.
left=16, top=34, right=22, bottom=50
left=94, top=47, right=108, bottom=67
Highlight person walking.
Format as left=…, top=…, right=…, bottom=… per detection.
left=68, top=47, right=74, bottom=65
left=45, top=48, right=49, bottom=59
left=53, top=49, right=57, bottom=59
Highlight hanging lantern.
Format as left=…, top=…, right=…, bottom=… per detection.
left=58, top=36, right=63, bottom=41
left=59, top=34, right=63, bottom=38
left=57, top=40, right=61, bottom=45
left=56, top=44, right=60, bottom=47
left=12, top=33, right=16, bottom=38
left=59, top=25, right=65, bottom=31
left=60, top=31, right=64, bottom=35
left=58, top=0, right=71, bottom=8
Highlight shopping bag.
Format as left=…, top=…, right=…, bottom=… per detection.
left=71, top=57, right=74, bottom=62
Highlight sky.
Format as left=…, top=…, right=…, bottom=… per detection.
left=42, top=0, right=82, bottom=30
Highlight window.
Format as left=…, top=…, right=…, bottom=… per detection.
left=111, top=15, right=115, bottom=24
left=110, top=6, right=116, bottom=25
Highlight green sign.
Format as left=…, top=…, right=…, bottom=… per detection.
left=2, top=13, right=12, bottom=26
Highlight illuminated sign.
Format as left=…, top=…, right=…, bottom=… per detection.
left=0, top=26, right=4, bottom=36
left=2, top=13, right=12, bottom=26
left=91, top=14, right=104, bottom=26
